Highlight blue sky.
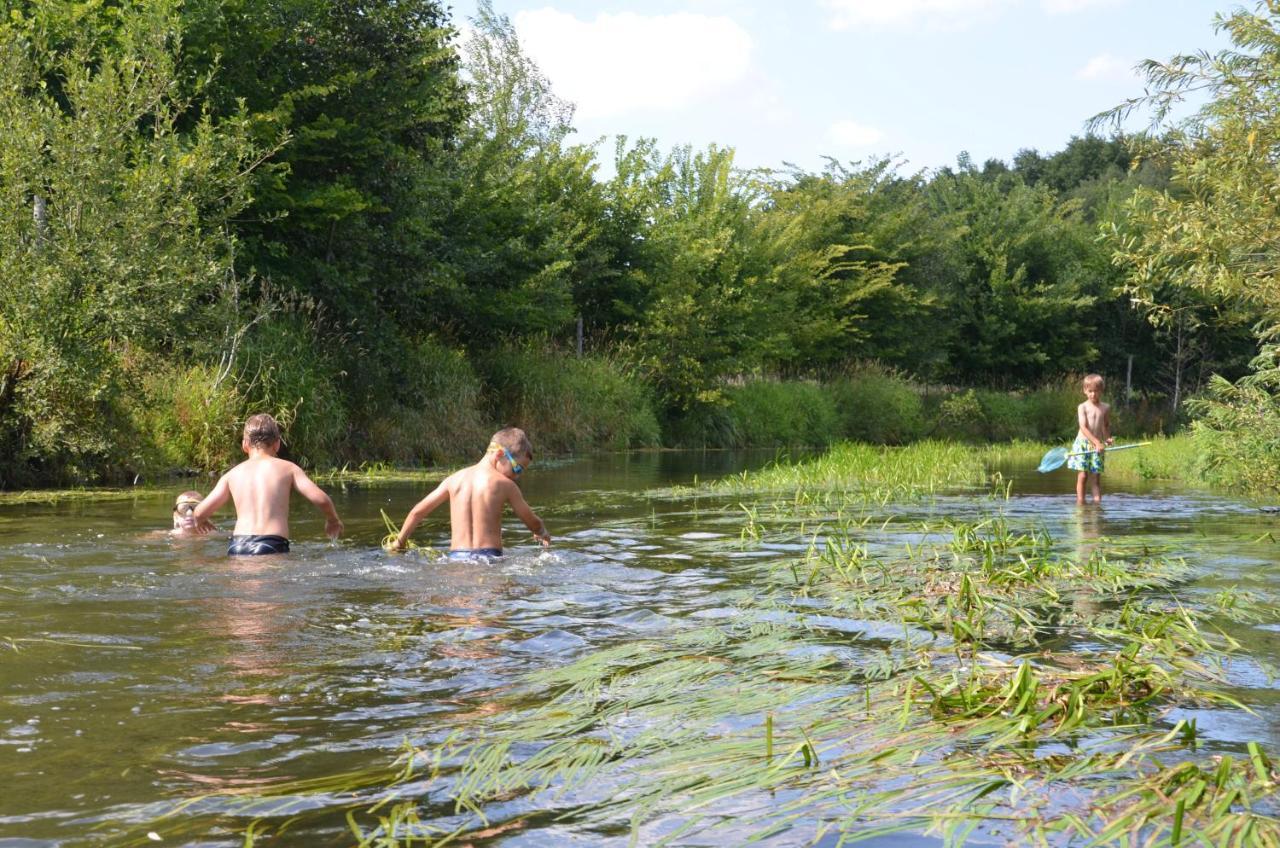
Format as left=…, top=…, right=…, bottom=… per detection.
left=448, top=0, right=1234, bottom=173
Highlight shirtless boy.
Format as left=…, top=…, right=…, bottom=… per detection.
left=193, top=414, right=343, bottom=555
left=1067, top=374, right=1113, bottom=505
left=389, top=427, right=550, bottom=558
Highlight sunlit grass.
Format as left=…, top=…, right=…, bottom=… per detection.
left=987, top=434, right=1197, bottom=483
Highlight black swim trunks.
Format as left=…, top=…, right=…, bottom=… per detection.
left=228, top=535, right=290, bottom=556
left=447, top=548, right=502, bottom=561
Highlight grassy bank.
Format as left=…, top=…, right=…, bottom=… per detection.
left=4, top=344, right=1181, bottom=488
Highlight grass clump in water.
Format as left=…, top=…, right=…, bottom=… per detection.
left=713, top=440, right=989, bottom=500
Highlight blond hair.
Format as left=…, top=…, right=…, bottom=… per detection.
left=490, top=427, right=533, bottom=459
left=174, top=490, right=202, bottom=510
left=1083, top=374, right=1104, bottom=392
left=244, top=413, right=282, bottom=447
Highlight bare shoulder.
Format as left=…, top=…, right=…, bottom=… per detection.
left=278, top=457, right=305, bottom=474
left=1101, top=402, right=1111, bottom=412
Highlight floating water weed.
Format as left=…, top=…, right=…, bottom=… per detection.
left=139, top=445, right=1280, bottom=845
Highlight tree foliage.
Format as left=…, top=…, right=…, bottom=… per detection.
left=0, top=0, right=259, bottom=483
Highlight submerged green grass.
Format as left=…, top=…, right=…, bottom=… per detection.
left=135, top=442, right=1278, bottom=846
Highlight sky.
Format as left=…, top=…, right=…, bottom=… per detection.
left=446, top=0, right=1236, bottom=174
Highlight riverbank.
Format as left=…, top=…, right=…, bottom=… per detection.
left=5, top=350, right=1178, bottom=491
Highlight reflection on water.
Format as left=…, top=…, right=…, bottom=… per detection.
left=0, top=450, right=1278, bottom=845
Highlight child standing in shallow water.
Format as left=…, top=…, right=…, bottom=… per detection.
left=1069, top=374, right=1113, bottom=505
left=192, top=413, right=343, bottom=555
left=389, top=427, right=550, bottom=558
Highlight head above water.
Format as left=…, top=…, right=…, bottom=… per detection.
left=243, top=413, right=282, bottom=452
left=488, top=427, right=533, bottom=477
left=172, top=490, right=203, bottom=529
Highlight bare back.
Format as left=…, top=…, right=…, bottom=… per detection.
left=224, top=456, right=301, bottom=537
left=444, top=463, right=520, bottom=550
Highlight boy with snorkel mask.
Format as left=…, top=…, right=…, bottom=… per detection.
left=388, top=427, right=550, bottom=559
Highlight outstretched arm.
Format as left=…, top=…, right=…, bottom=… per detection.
left=293, top=466, right=343, bottom=539
left=391, top=483, right=449, bottom=551
left=508, top=485, right=550, bottom=547
left=192, top=475, right=231, bottom=533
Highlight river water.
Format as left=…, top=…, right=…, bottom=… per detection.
left=1, top=451, right=1277, bottom=846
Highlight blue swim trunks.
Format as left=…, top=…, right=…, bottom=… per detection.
left=228, top=534, right=290, bottom=556
left=447, top=548, right=502, bottom=561
left=1065, top=434, right=1104, bottom=474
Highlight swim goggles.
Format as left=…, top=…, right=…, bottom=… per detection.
left=488, top=443, right=525, bottom=475
left=174, top=498, right=201, bottom=514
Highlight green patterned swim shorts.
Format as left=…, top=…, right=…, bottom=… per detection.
left=1066, top=434, right=1104, bottom=473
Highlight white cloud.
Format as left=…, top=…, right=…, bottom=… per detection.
left=1042, top=0, right=1123, bottom=13
left=824, top=119, right=885, bottom=149
left=1075, top=53, right=1137, bottom=82
left=512, top=9, right=753, bottom=120
left=820, top=0, right=1010, bottom=29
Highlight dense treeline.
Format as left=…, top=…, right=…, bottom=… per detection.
left=0, top=0, right=1272, bottom=486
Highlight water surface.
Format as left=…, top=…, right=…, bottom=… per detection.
left=1, top=452, right=1277, bottom=845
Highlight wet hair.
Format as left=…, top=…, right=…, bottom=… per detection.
left=1083, top=374, right=1104, bottom=392
left=490, top=427, right=533, bottom=460
left=243, top=413, right=282, bottom=447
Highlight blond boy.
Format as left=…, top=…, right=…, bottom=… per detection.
left=1067, top=374, right=1113, bottom=505
left=193, top=414, right=343, bottom=555
left=390, top=427, right=550, bottom=558
left=170, top=490, right=209, bottom=537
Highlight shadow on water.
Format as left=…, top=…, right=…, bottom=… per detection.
left=0, top=449, right=1277, bottom=844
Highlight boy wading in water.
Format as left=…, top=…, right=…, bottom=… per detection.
left=1069, top=374, right=1113, bottom=505
left=389, top=427, right=550, bottom=558
left=193, top=414, right=343, bottom=555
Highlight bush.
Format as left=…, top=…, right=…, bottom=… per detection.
left=237, top=317, right=349, bottom=468
left=726, top=380, right=839, bottom=448
left=480, top=345, right=661, bottom=454
left=132, top=360, right=244, bottom=473
left=934, top=389, right=985, bottom=441
left=1020, top=381, right=1081, bottom=441
left=666, top=379, right=838, bottom=448
left=974, top=390, right=1034, bottom=441
left=827, top=366, right=926, bottom=444
left=1188, top=373, right=1280, bottom=494
left=361, top=337, right=490, bottom=464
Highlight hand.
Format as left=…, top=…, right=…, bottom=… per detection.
left=1105, top=437, right=1115, bottom=445
left=536, top=531, right=551, bottom=548
left=386, top=537, right=405, bottom=552
left=195, top=518, right=216, bottom=534
left=325, top=516, right=344, bottom=540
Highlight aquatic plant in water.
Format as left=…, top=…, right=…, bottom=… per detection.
left=140, top=442, right=1278, bottom=846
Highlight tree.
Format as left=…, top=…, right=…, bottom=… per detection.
left=0, top=1, right=260, bottom=483
left=1098, top=2, right=1280, bottom=486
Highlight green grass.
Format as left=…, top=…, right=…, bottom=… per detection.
left=986, top=435, right=1197, bottom=483
left=713, top=440, right=990, bottom=498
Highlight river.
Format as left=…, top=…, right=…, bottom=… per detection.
left=1, top=451, right=1277, bottom=845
